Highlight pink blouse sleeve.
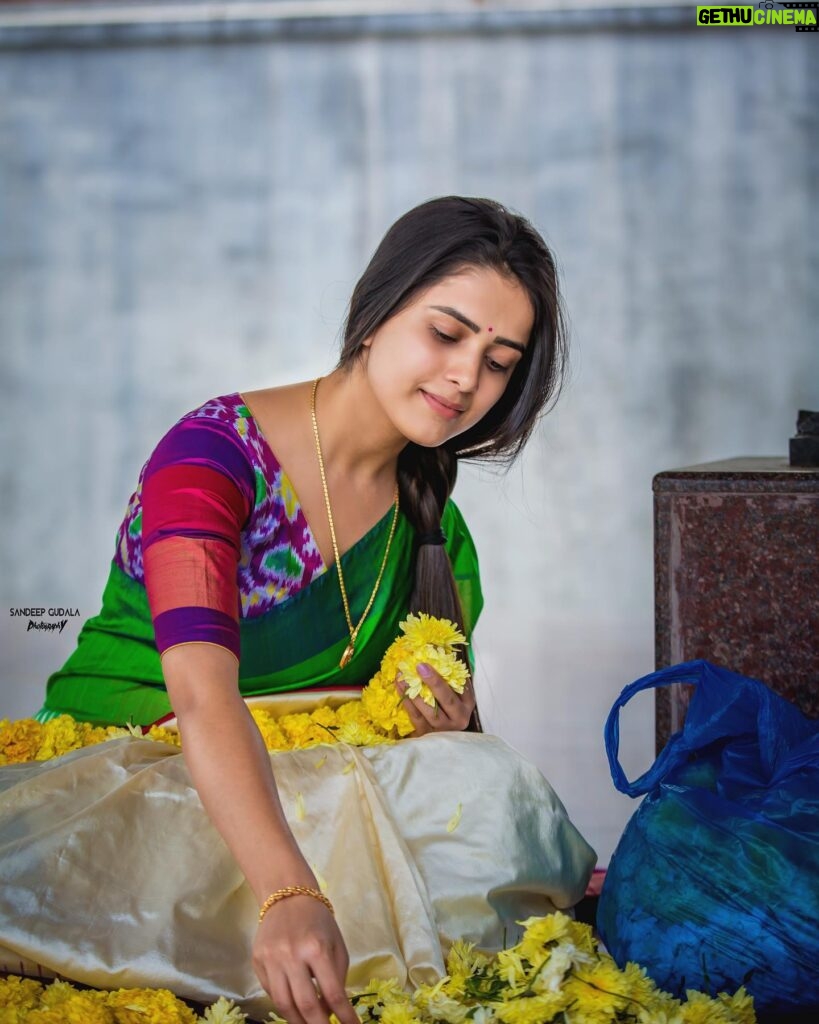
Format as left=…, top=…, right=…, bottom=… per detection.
left=140, top=414, right=256, bottom=662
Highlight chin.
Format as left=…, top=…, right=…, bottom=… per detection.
left=404, top=423, right=469, bottom=450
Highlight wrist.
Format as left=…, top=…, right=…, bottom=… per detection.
left=258, top=885, right=334, bottom=924
left=247, top=848, right=318, bottom=904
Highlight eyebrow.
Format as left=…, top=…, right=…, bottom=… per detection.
left=428, top=305, right=526, bottom=354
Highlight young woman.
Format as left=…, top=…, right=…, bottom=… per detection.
left=14, top=196, right=593, bottom=1024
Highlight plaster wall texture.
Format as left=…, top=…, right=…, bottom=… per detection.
left=1, top=22, right=817, bottom=863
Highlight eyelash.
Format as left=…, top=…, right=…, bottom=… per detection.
left=429, top=326, right=511, bottom=374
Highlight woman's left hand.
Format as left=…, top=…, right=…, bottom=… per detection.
left=395, top=664, right=476, bottom=734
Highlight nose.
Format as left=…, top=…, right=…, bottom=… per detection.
left=445, top=345, right=481, bottom=394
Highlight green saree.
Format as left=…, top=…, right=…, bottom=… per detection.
left=41, top=500, right=483, bottom=726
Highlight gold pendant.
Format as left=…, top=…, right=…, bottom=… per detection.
left=340, top=642, right=355, bottom=669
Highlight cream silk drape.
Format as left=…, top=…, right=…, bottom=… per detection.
left=0, top=715, right=595, bottom=1019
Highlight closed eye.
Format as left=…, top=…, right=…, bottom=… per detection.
left=486, top=357, right=512, bottom=374
left=430, top=325, right=457, bottom=343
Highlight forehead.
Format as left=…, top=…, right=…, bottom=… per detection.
left=418, top=267, right=534, bottom=341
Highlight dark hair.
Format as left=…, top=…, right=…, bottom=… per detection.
left=338, top=197, right=568, bottom=727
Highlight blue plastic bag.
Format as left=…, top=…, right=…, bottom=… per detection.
left=598, top=660, right=819, bottom=1012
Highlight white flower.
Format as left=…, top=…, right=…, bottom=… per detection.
left=200, top=995, right=248, bottom=1022
left=421, top=992, right=470, bottom=1023
left=531, top=942, right=593, bottom=994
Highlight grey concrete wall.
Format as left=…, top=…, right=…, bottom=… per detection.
left=1, top=15, right=817, bottom=863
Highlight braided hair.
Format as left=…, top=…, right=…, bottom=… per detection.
left=337, top=197, right=569, bottom=727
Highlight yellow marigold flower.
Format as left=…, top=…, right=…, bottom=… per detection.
left=515, top=911, right=572, bottom=959
left=360, top=673, right=414, bottom=737
left=336, top=719, right=390, bottom=747
left=277, top=712, right=332, bottom=749
left=380, top=638, right=413, bottom=681
left=412, top=987, right=469, bottom=1024
left=564, top=956, right=632, bottom=1016
left=143, top=725, right=181, bottom=747
left=397, top=646, right=469, bottom=707
left=379, top=1004, right=424, bottom=1024
left=399, top=613, right=466, bottom=650
left=620, top=960, right=663, bottom=1007
left=637, top=1006, right=684, bottom=1024
left=0, top=718, right=43, bottom=764
left=679, top=991, right=734, bottom=1024
left=250, top=710, right=288, bottom=751
left=717, top=987, right=756, bottom=1024
left=26, top=1009, right=109, bottom=1024
left=30, top=989, right=113, bottom=1024
left=495, top=948, right=530, bottom=988
left=106, top=986, right=198, bottom=1024
left=493, top=992, right=569, bottom=1024
left=311, top=706, right=340, bottom=729
left=354, top=977, right=411, bottom=1007
left=445, top=939, right=489, bottom=982
left=37, top=979, right=79, bottom=1008
left=0, top=975, right=44, bottom=1010
left=37, top=716, right=85, bottom=761
left=98, top=725, right=131, bottom=744
left=334, top=701, right=363, bottom=725
left=563, top=916, right=598, bottom=955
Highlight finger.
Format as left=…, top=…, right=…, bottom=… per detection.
left=265, top=968, right=309, bottom=1024
left=409, top=693, right=453, bottom=731
left=288, top=963, right=329, bottom=1024
left=309, top=951, right=358, bottom=1024
left=424, top=665, right=477, bottom=724
left=417, top=664, right=462, bottom=714
left=396, top=684, right=432, bottom=735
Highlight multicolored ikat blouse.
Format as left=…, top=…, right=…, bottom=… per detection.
left=114, top=393, right=331, bottom=662
left=41, top=391, right=482, bottom=726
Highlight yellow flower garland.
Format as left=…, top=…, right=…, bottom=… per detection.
left=0, top=613, right=469, bottom=764
left=0, top=914, right=756, bottom=1023
left=0, top=616, right=757, bottom=1021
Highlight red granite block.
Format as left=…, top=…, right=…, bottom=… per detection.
left=654, top=458, right=819, bottom=753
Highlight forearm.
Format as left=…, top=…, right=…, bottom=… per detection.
left=161, top=645, right=315, bottom=903
left=178, top=694, right=315, bottom=901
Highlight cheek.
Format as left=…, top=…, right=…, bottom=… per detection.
left=369, top=335, right=437, bottom=388
left=481, top=371, right=513, bottom=407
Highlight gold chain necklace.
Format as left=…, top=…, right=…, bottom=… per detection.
left=311, top=377, right=400, bottom=669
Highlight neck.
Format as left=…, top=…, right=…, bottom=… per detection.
left=312, top=365, right=406, bottom=485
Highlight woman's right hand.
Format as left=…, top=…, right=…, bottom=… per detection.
left=160, top=647, right=358, bottom=1024
left=253, top=893, right=359, bottom=1024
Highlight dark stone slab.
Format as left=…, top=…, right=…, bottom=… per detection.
left=654, top=458, right=819, bottom=753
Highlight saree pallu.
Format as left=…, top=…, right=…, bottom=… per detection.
left=0, top=725, right=596, bottom=1019
left=41, top=501, right=483, bottom=726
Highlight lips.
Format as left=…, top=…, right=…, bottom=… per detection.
left=420, top=390, right=465, bottom=420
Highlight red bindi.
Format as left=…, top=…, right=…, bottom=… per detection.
left=487, top=326, right=493, bottom=332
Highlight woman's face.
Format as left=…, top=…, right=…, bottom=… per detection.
left=362, top=266, right=535, bottom=448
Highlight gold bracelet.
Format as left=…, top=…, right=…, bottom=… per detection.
left=258, top=885, right=334, bottom=923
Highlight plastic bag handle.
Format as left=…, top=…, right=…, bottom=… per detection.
left=604, top=660, right=707, bottom=797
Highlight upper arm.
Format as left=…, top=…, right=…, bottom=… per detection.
left=141, top=414, right=256, bottom=665
left=160, top=641, right=242, bottom=718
